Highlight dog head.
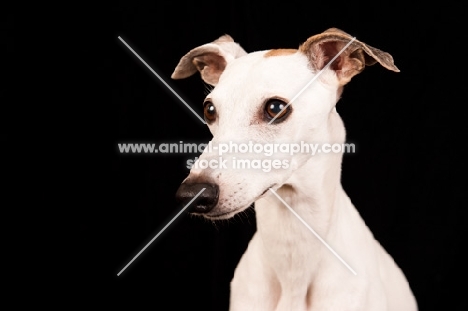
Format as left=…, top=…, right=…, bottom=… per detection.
left=172, top=28, right=398, bottom=219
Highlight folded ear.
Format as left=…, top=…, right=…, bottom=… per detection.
left=299, top=28, right=399, bottom=85
left=171, top=35, right=247, bottom=86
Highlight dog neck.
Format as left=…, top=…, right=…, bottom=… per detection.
left=258, top=109, right=347, bottom=231
left=256, top=147, right=345, bottom=239
left=253, top=111, right=354, bottom=283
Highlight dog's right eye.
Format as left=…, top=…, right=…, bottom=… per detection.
left=264, top=98, right=291, bottom=123
left=203, top=101, right=217, bottom=123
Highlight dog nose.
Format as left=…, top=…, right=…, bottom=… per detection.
left=175, top=182, right=219, bottom=213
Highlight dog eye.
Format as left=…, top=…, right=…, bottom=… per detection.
left=203, top=101, right=217, bottom=123
left=264, top=99, right=291, bottom=122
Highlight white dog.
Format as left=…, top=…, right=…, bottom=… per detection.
left=172, top=28, right=417, bottom=311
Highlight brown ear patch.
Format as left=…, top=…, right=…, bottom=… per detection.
left=171, top=35, right=247, bottom=86
left=299, top=28, right=399, bottom=85
left=192, top=54, right=228, bottom=86
left=264, top=49, right=297, bottom=58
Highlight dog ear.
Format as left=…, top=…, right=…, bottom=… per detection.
left=299, top=28, right=399, bottom=85
left=171, top=35, right=247, bottom=86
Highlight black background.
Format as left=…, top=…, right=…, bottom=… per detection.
left=76, top=1, right=465, bottom=310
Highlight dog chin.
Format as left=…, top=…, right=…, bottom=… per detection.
left=200, top=205, right=252, bottom=220
left=196, top=184, right=278, bottom=220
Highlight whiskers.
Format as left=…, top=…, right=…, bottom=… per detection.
left=203, top=82, right=214, bottom=96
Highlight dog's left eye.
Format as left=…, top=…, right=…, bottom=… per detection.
left=264, top=99, right=291, bottom=122
left=203, top=101, right=217, bottom=123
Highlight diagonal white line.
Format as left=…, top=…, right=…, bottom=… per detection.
left=118, top=36, right=207, bottom=125
left=268, top=188, right=357, bottom=275
left=268, top=37, right=356, bottom=124
left=117, top=188, right=206, bottom=276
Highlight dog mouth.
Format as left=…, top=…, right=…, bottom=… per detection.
left=203, top=184, right=277, bottom=220
left=258, top=183, right=278, bottom=199
left=203, top=209, right=243, bottom=220
left=259, top=187, right=271, bottom=197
